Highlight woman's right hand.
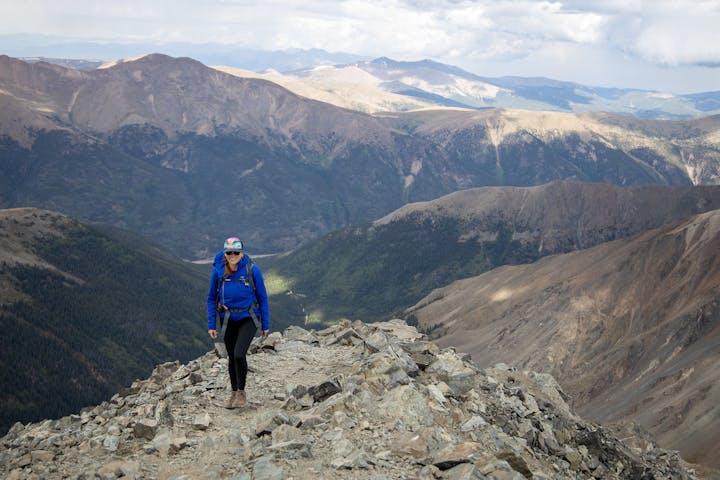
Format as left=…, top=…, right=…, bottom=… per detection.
left=208, top=329, right=217, bottom=339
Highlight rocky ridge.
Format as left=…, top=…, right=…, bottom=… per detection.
left=0, top=320, right=696, bottom=479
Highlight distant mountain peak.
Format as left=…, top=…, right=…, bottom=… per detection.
left=97, top=53, right=154, bottom=69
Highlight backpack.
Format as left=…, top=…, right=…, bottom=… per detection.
left=214, top=253, right=260, bottom=331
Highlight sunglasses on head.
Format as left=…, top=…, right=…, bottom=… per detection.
left=225, top=251, right=242, bottom=256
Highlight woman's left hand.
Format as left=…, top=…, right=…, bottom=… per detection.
left=261, top=329, right=269, bottom=337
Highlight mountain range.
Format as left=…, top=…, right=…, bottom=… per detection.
left=263, top=181, right=720, bottom=322
left=2, top=54, right=720, bottom=257
left=405, top=208, right=720, bottom=469
left=217, top=57, right=720, bottom=119
left=9, top=43, right=720, bottom=119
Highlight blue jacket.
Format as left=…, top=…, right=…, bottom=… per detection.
left=206, top=252, right=270, bottom=331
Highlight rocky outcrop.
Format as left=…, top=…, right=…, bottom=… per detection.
left=0, top=320, right=696, bottom=479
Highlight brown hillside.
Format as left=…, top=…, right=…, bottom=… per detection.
left=407, top=209, right=720, bottom=469
left=0, top=54, right=392, bottom=152
left=377, top=181, right=720, bottom=255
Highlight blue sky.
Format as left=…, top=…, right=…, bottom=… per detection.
left=1, top=0, right=719, bottom=93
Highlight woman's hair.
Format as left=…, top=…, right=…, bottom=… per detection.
left=223, top=254, right=243, bottom=276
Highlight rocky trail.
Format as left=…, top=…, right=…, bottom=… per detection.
left=0, top=320, right=700, bottom=479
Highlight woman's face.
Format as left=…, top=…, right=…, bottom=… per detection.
left=224, top=251, right=244, bottom=266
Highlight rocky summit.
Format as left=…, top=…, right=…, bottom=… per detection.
left=0, top=320, right=697, bottom=480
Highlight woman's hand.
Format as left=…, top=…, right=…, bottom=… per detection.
left=208, top=329, right=217, bottom=339
left=261, top=329, right=269, bottom=337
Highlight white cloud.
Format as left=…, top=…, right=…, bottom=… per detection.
left=0, top=0, right=718, bottom=92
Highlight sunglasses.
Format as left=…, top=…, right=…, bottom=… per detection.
left=225, top=251, right=242, bottom=256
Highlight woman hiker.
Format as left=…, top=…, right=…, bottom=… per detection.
left=207, top=237, right=270, bottom=408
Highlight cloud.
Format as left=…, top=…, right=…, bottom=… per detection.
left=562, top=0, right=720, bottom=66
left=0, top=0, right=718, bottom=91
left=1, top=0, right=718, bottom=67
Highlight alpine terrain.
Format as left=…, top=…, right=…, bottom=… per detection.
left=217, top=57, right=720, bottom=119
left=263, top=181, right=720, bottom=323
left=1, top=50, right=719, bottom=479
left=406, top=209, right=720, bottom=471
left=2, top=54, right=720, bottom=257
left=0, top=320, right=703, bottom=479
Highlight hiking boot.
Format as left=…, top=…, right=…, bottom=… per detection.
left=232, top=390, right=246, bottom=408
left=224, top=391, right=238, bottom=409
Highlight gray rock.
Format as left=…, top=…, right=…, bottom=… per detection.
left=427, top=351, right=478, bottom=397
left=152, top=431, right=187, bottom=455
left=132, top=418, right=158, bottom=440
left=255, top=411, right=298, bottom=437
left=192, top=412, right=212, bottom=430
left=283, top=325, right=318, bottom=343
left=268, top=439, right=312, bottom=459
left=432, top=442, right=485, bottom=470
left=308, top=379, right=342, bottom=402
left=331, top=448, right=375, bottom=470
left=97, top=460, right=140, bottom=479
left=324, top=327, right=363, bottom=346
left=270, top=424, right=302, bottom=444
left=252, top=455, right=284, bottom=480
left=460, top=415, right=487, bottom=432
left=441, top=463, right=486, bottom=480
left=102, top=434, right=120, bottom=452
left=377, top=384, right=434, bottom=428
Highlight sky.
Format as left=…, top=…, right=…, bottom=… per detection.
left=1, top=0, right=719, bottom=93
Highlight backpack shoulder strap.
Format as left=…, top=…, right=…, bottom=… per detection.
left=246, top=257, right=256, bottom=294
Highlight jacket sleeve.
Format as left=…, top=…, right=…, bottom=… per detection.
left=207, top=269, right=220, bottom=330
left=252, top=264, right=271, bottom=331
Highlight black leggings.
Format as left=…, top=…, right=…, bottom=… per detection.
left=223, top=318, right=257, bottom=391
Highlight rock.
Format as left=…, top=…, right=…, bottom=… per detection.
left=192, top=412, right=212, bottom=430
left=496, top=450, right=534, bottom=477
left=152, top=431, right=187, bottom=455
left=257, top=331, right=283, bottom=350
left=270, top=424, right=302, bottom=444
left=132, top=418, right=158, bottom=440
left=324, top=327, right=363, bottom=346
left=252, top=455, right=284, bottom=480
left=97, top=460, right=140, bottom=478
left=331, top=448, right=375, bottom=470
left=392, top=431, right=431, bottom=460
left=102, top=434, right=120, bottom=451
left=307, top=379, right=342, bottom=402
left=442, top=462, right=486, bottom=480
left=432, top=442, right=486, bottom=470
left=283, top=325, right=317, bottom=343
left=268, top=439, right=312, bottom=459
left=150, top=361, right=181, bottom=383
left=476, top=458, right=527, bottom=479
left=377, top=384, right=434, bottom=428
left=30, top=449, right=55, bottom=462
left=255, top=412, right=298, bottom=437
left=460, top=415, right=487, bottom=432
left=427, top=351, right=478, bottom=396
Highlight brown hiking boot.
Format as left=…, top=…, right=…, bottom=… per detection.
left=233, top=390, right=246, bottom=408
left=224, top=391, right=238, bottom=409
